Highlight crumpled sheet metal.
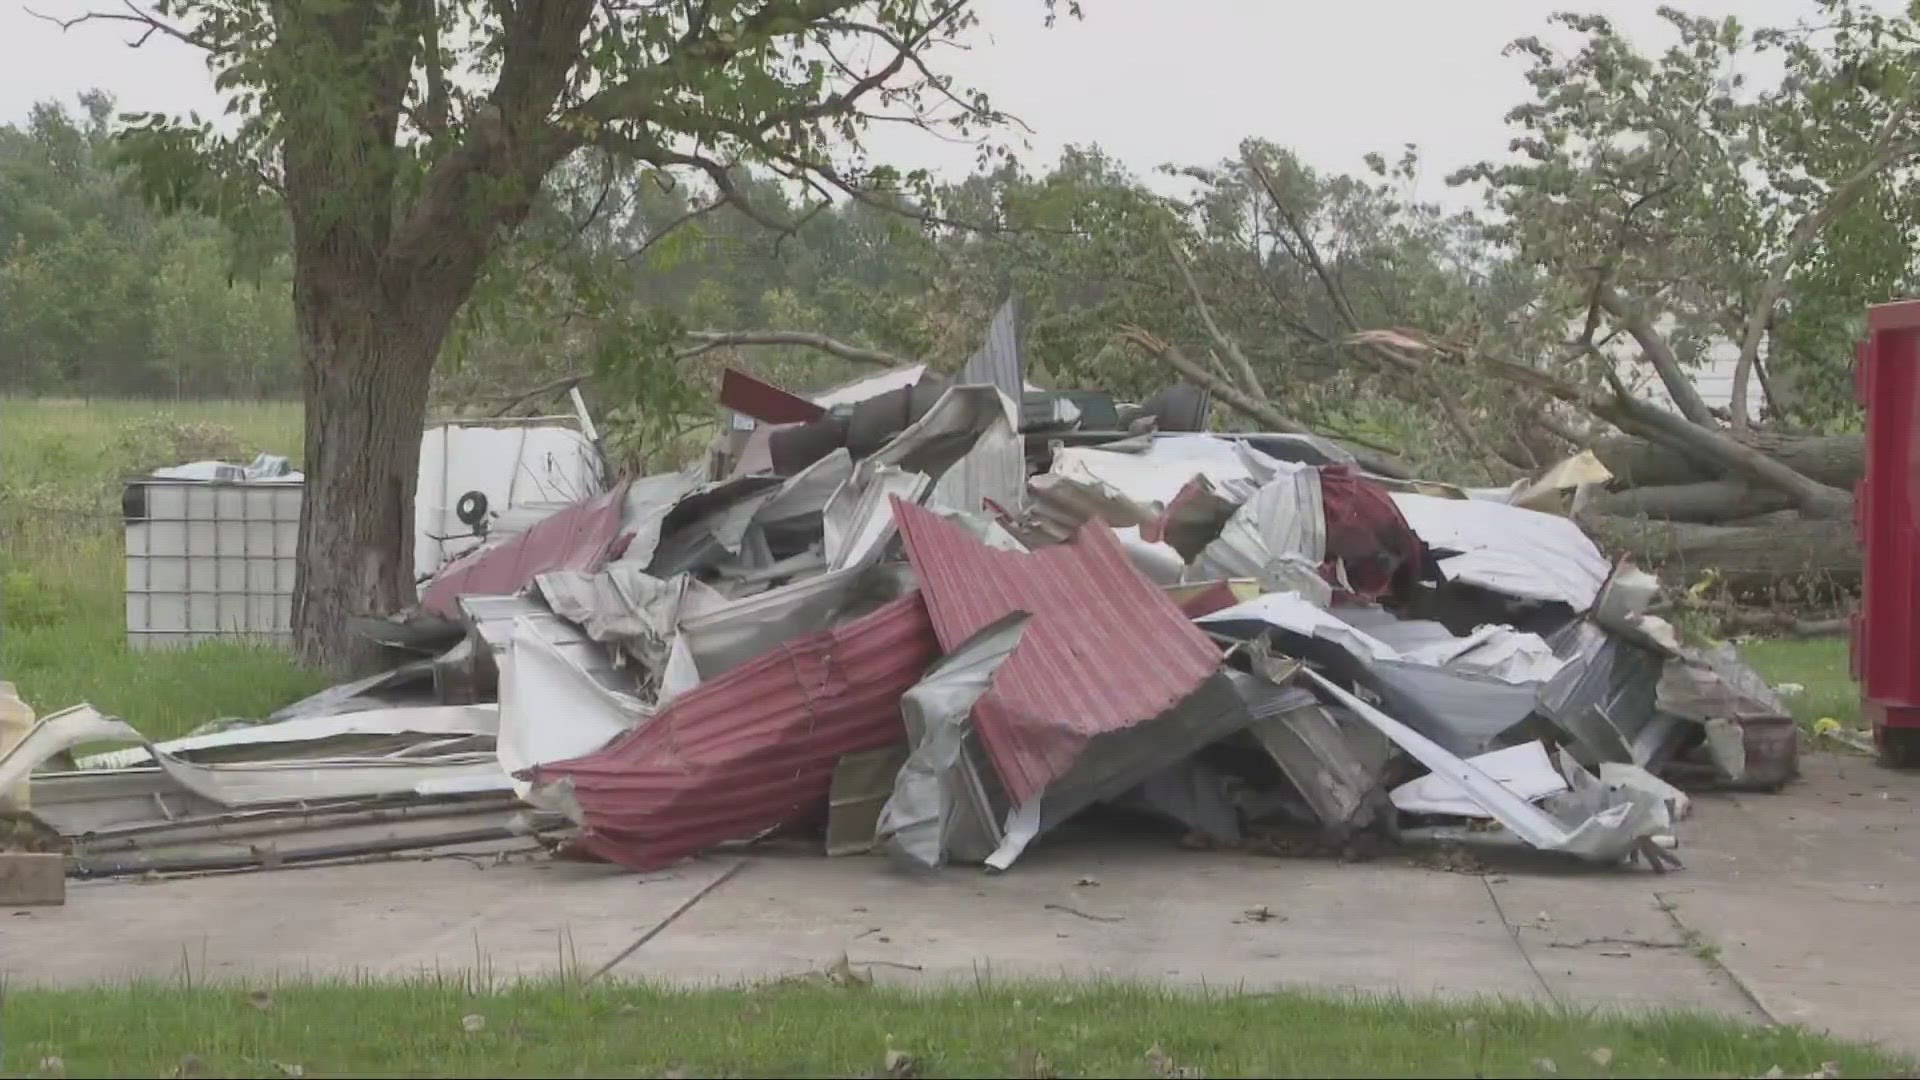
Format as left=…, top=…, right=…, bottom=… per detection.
left=1049, top=434, right=1280, bottom=514
left=266, top=659, right=437, bottom=722
left=809, top=364, right=931, bottom=409
left=893, top=498, right=1223, bottom=807
left=821, top=384, right=1017, bottom=568
left=1019, top=471, right=1166, bottom=546
left=1233, top=671, right=1388, bottom=834
left=990, top=671, right=1257, bottom=868
left=672, top=563, right=898, bottom=682
left=877, top=612, right=1031, bottom=868
left=13, top=704, right=507, bottom=811
left=1189, top=462, right=1327, bottom=587
left=1535, top=622, right=1664, bottom=766
left=611, top=469, right=708, bottom=571
left=1143, top=474, right=1256, bottom=561
left=1198, top=592, right=1401, bottom=663
left=1391, top=741, right=1568, bottom=817
left=932, top=297, right=1027, bottom=516
left=824, top=467, right=932, bottom=571
left=490, top=615, right=646, bottom=806
left=1390, top=492, right=1609, bottom=610
left=754, top=447, right=852, bottom=549
left=1658, top=643, right=1790, bottom=721
left=1305, top=670, right=1672, bottom=864
left=1318, top=465, right=1427, bottom=600
left=1109, top=756, right=1245, bottom=842
left=524, top=593, right=942, bottom=872
left=534, top=565, right=687, bottom=669
left=76, top=705, right=500, bottom=772
left=421, top=479, right=635, bottom=618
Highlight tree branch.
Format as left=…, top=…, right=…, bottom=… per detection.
left=679, top=331, right=916, bottom=369
left=28, top=1, right=214, bottom=50
left=1483, top=353, right=1851, bottom=518
left=1165, top=238, right=1267, bottom=402
left=1117, top=326, right=1412, bottom=478
left=1729, top=94, right=1920, bottom=429
left=1594, top=284, right=1717, bottom=425
left=1242, top=148, right=1360, bottom=332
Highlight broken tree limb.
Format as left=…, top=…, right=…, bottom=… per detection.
left=1582, top=513, right=1859, bottom=595
left=1583, top=480, right=1796, bottom=525
left=488, top=372, right=589, bottom=417
left=1482, top=357, right=1853, bottom=519
left=1167, top=238, right=1269, bottom=403
left=1668, top=600, right=1850, bottom=639
left=1116, top=326, right=1414, bottom=478
left=1590, top=432, right=1863, bottom=489
left=1595, top=285, right=1716, bottom=425
left=678, top=331, right=916, bottom=370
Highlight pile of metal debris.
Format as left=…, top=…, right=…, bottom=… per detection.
left=9, top=302, right=1801, bottom=880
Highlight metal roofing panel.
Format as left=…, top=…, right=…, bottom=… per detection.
left=928, top=396, right=1024, bottom=517
left=1391, top=492, right=1608, bottom=609
left=524, top=593, right=939, bottom=871
left=720, top=368, right=827, bottom=425
left=810, top=365, right=930, bottom=409
left=891, top=499, right=1222, bottom=806
left=421, top=480, right=633, bottom=618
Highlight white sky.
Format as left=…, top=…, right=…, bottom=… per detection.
left=0, top=0, right=1887, bottom=205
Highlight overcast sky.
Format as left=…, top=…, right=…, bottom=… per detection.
left=0, top=0, right=1884, bottom=205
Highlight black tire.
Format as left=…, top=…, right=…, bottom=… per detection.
left=455, top=490, right=489, bottom=528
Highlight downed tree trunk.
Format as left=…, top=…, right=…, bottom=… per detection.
left=1583, top=480, right=1796, bottom=524
left=1582, top=511, right=1860, bottom=595
left=1592, top=432, right=1863, bottom=489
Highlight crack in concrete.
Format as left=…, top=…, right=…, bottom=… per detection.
left=1481, top=875, right=1558, bottom=1006
left=1654, top=890, right=1779, bottom=1025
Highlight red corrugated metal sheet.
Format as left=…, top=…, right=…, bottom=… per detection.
left=420, top=481, right=633, bottom=618
left=720, top=368, right=827, bottom=425
left=891, top=499, right=1221, bottom=806
left=524, top=593, right=940, bottom=871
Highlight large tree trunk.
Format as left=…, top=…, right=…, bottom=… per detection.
left=290, top=293, right=445, bottom=675
left=1583, top=480, right=1796, bottom=524
left=1583, top=510, right=1860, bottom=595
left=1592, top=432, right=1863, bottom=489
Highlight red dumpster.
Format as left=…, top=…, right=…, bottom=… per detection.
left=1855, top=300, right=1920, bottom=767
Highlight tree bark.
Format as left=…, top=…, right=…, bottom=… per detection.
left=290, top=292, right=445, bottom=675
left=1590, top=432, right=1863, bottom=489
left=1582, top=511, right=1860, bottom=595
left=1583, top=480, right=1796, bottom=524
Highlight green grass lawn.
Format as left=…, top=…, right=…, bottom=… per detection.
left=1741, top=637, right=1859, bottom=729
left=1, top=979, right=1903, bottom=1079
left=1, top=398, right=328, bottom=740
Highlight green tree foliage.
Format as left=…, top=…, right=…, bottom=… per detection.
left=0, top=93, right=298, bottom=396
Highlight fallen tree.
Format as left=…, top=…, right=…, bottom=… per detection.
left=1582, top=512, right=1860, bottom=595
left=1589, top=433, right=1864, bottom=493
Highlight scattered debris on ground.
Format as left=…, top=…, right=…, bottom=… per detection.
left=6, top=301, right=1805, bottom=883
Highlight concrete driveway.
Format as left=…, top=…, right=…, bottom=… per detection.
left=9, top=752, right=1917, bottom=1058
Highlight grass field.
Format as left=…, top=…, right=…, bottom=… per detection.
left=0, top=978, right=1903, bottom=1079
left=1, top=398, right=327, bottom=740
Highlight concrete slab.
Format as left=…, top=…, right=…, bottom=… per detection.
left=1652, top=752, right=1920, bottom=1056
left=11, top=857, right=722, bottom=982
left=625, top=843, right=1548, bottom=1000
left=6, top=752, right=1918, bottom=1061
